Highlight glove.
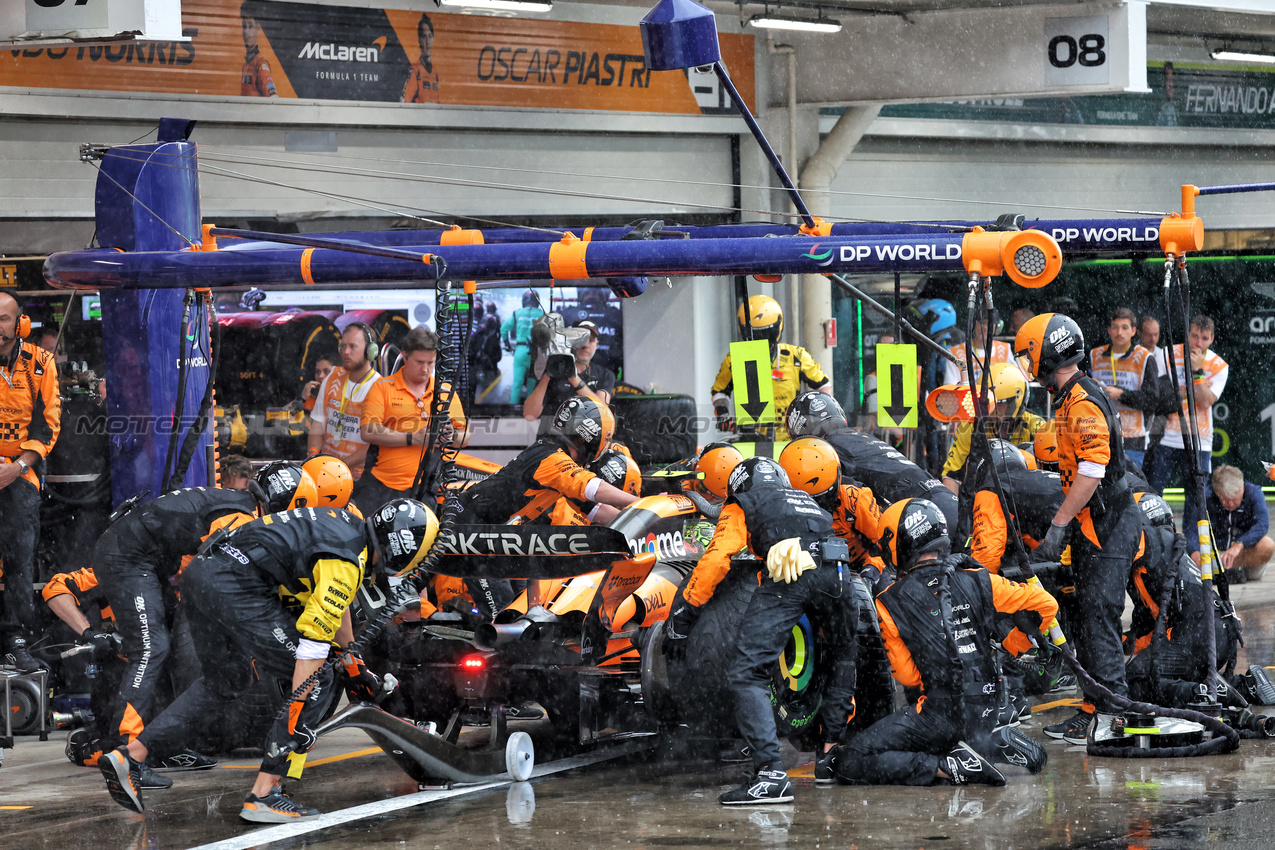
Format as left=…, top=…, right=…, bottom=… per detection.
left=714, top=402, right=736, bottom=433
left=285, top=698, right=318, bottom=755
left=1033, top=521, right=1068, bottom=563
left=343, top=651, right=388, bottom=703
left=766, top=538, right=817, bottom=584
left=81, top=627, right=119, bottom=662
left=663, top=601, right=701, bottom=662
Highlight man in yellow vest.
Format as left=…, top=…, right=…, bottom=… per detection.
left=1089, top=307, right=1165, bottom=469
left=308, top=323, right=382, bottom=479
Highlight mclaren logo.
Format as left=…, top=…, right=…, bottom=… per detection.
left=298, top=37, right=387, bottom=62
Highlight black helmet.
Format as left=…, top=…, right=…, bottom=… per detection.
left=878, top=498, right=951, bottom=572
left=367, top=498, right=440, bottom=576
left=522, top=289, right=539, bottom=308
left=550, top=396, right=615, bottom=463
left=253, top=462, right=318, bottom=514
left=965, top=439, right=1027, bottom=490
left=1136, top=492, right=1175, bottom=529
left=727, top=455, right=791, bottom=496
left=590, top=448, right=641, bottom=496
left=786, top=391, right=848, bottom=439
left=1014, top=313, right=1085, bottom=387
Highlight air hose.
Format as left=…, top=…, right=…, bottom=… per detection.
left=168, top=290, right=220, bottom=491
left=962, top=272, right=1238, bottom=758
left=266, top=270, right=466, bottom=760
left=161, top=289, right=195, bottom=490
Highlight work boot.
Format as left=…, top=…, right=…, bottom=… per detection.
left=99, top=747, right=146, bottom=813
left=993, top=726, right=1048, bottom=774
left=941, top=742, right=1006, bottom=787
left=814, top=748, right=838, bottom=785
left=3, top=637, right=40, bottom=673
left=719, top=767, right=795, bottom=805
left=1044, top=709, right=1092, bottom=743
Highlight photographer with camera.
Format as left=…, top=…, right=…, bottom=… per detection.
left=522, top=319, right=614, bottom=435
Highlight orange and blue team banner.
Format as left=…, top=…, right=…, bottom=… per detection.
left=0, top=0, right=753, bottom=114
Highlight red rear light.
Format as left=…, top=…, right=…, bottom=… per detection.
left=461, top=655, right=486, bottom=670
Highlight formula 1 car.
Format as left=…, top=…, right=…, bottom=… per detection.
left=322, top=487, right=894, bottom=785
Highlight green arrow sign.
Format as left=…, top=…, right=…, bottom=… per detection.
left=877, top=343, right=919, bottom=429
left=731, top=340, right=776, bottom=427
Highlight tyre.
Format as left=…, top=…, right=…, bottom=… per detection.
left=610, top=395, right=698, bottom=466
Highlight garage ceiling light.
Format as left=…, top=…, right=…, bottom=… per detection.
left=748, top=13, right=841, bottom=33
left=1210, top=49, right=1275, bottom=64
left=439, top=0, right=553, bottom=11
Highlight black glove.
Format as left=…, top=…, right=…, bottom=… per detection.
left=81, top=627, right=119, bottom=662
left=343, top=652, right=388, bottom=703
left=662, top=601, right=701, bottom=662
left=714, top=402, right=736, bottom=433
left=1033, top=521, right=1068, bottom=563
left=285, top=698, right=319, bottom=755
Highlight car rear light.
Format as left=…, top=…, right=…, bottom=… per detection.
left=461, top=655, right=486, bottom=670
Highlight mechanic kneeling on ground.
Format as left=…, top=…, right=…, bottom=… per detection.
left=1185, top=464, right=1274, bottom=584
left=455, top=396, right=638, bottom=618
left=833, top=499, right=1056, bottom=788
left=786, top=391, right=960, bottom=546
left=99, top=497, right=439, bottom=823
left=1015, top=313, right=1142, bottom=747
left=665, top=456, right=859, bottom=805
left=89, top=468, right=312, bottom=777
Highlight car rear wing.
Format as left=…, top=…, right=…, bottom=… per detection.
left=432, top=525, right=635, bottom=579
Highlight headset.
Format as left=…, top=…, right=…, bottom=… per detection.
left=346, top=321, right=379, bottom=362
left=0, top=293, right=29, bottom=343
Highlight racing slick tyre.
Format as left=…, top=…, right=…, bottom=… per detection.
left=610, top=394, right=698, bottom=467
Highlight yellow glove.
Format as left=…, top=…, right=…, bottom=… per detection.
left=766, top=538, right=817, bottom=584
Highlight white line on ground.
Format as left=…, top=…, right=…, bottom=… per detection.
left=188, top=740, right=651, bottom=850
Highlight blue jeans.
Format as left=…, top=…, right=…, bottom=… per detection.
left=1146, top=446, right=1212, bottom=534
left=1125, top=449, right=1145, bottom=470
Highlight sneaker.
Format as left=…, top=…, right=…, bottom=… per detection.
left=815, top=749, right=838, bottom=785
left=150, top=750, right=218, bottom=772
left=719, top=767, right=795, bottom=805
left=66, top=729, right=104, bottom=767
left=1250, top=666, right=1275, bottom=706
left=137, top=763, right=174, bottom=790
left=99, top=747, right=145, bottom=813
left=240, top=791, right=322, bottom=823
left=1044, top=709, right=1092, bottom=742
left=942, top=742, right=1006, bottom=787
left=1051, top=673, right=1078, bottom=693
left=506, top=704, right=544, bottom=721
left=993, top=727, right=1048, bottom=774
left=3, top=637, right=40, bottom=673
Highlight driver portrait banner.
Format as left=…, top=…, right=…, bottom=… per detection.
left=0, top=0, right=754, bottom=115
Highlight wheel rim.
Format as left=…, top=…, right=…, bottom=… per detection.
left=505, top=730, right=535, bottom=781
left=779, top=615, right=816, bottom=693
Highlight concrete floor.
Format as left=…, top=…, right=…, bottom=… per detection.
left=6, top=579, right=1275, bottom=850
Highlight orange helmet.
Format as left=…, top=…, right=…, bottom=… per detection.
left=696, top=442, right=745, bottom=499
left=302, top=455, right=354, bottom=509
left=254, top=462, right=319, bottom=513
left=778, top=438, right=841, bottom=505
left=1033, top=424, right=1060, bottom=470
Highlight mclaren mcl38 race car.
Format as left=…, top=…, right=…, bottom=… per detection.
left=317, top=485, right=893, bottom=786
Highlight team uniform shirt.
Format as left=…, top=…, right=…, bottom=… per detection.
left=241, top=49, right=277, bottom=97
left=711, top=342, right=829, bottom=440
left=457, top=440, right=600, bottom=525
left=1161, top=344, right=1228, bottom=451
left=311, top=366, right=381, bottom=478
left=112, top=487, right=258, bottom=579
left=401, top=59, right=440, bottom=103
left=217, top=507, right=367, bottom=645
left=1053, top=375, right=1126, bottom=546
left=0, top=339, right=59, bottom=488
left=1089, top=343, right=1161, bottom=447
left=941, top=411, right=1047, bottom=480
left=42, top=567, right=113, bottom=623
left=942, top=340, right=1013, bottom=386
left=969, top=468, right=1064, bottom=573
left=829, top=483, right=885, bottom=572
left=361, top=371, right=467, bottom=491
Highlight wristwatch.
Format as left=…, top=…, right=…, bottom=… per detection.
left=15, top=459, right=28, bottom=475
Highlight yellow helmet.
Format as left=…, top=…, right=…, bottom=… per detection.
left=737, top=294, right=783, bottom=351
left=988, top=362, right=1028, bottom=418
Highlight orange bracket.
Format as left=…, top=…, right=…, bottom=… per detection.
left=961, top=228, right=1062, bottom=288
left=300, top=248, right=315, bottom=285
left=193, top=223, right=219, bottom=252
left=548, top=231, right=589, bottom=279
left=799, top=217, right=833, bottom=237
left=1160, top=184, right=1205, bottom=256
left=440, top=225, right=485, bottom=246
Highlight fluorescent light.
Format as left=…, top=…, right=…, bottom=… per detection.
left=439, top=0, right=553, bottom=11
left=1210, top=50, right=1275, bottom=64
left=748, top=14, right=841, bottom=33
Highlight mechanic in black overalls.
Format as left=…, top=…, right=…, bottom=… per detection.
left=786, top=391, right=960, bottom=546
left=91, top=463, right=313, bottom=771
left=1126, top=493, right=1239, bottom=709
left=666, top=456, right=858, bottom=804
left=834, top=499, right=1056, bottom=787
left=100, top=498, right=438, bottom=824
